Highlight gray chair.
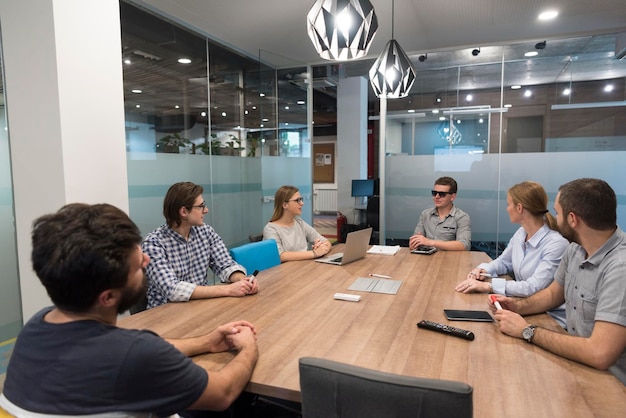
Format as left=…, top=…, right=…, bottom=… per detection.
left=299, top=357, right=473, bottom=418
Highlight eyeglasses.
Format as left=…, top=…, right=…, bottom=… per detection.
left=286, top=197, right=304, bottom=204
left=191, top=202, right=207, bottom=210
left=431, top=190, right=453, bottom=197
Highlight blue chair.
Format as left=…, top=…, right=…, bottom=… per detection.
left=230, top=239, right=281, bottom=273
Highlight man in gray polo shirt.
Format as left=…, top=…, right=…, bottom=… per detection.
left=490, top=178, right=626, bottom=385
left=409, top=176, right=471, bottom=251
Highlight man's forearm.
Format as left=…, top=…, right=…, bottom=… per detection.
left=516, top=283, right=564, bottom=316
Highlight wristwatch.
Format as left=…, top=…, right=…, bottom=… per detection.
left=522, top=325, right=537, bottom=343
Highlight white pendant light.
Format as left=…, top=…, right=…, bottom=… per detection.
left=369, top=0, right=415, bottom=98
left=307, top=0, right=378, bottom=61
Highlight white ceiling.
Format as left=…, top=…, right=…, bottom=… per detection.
left=134, top=0, right=626, bottom=68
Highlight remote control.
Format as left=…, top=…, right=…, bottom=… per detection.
left=417, top=320, right=474, bottom=341
left=334, top=293, right=361, bottom=302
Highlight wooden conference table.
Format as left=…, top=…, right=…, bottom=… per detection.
left=119, top=247, right=626, bottom=417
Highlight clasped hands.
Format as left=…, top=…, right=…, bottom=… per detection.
left=312, top=238, right=331, bottom=257
left=454, top=268, right=491, bottom=293
left=210, top=320, right=258, bottom=352
left=408, top=233, right=432, bottom=250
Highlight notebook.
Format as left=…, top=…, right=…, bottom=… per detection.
left=411, top=245, right=438, bottom=255
left=315, top=227, right=373, bottom=266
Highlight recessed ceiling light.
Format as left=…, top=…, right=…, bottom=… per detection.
left=439, top=116, right=446, bottom=121
left=221, top=112, right=227, bottom=117
left=538, top=10, right=558, bottom=21
left=131, top=89, right=142, bottom=94
left=525, top=51, right=539, bottom=57
left=259, top=93, right=266, bottom=97
left=524, top=90, right=532, bottom=97
left=244, top=110, right=249, bottom=115
left=178, top=58, right=192, bottom=64
left=297, top=100, right=306, bottom=105
left=478, top=118, right=484, bottom=123
left=432, top=109, right=439, bottom=114
left=285, top=106, right=290, bottom=110
left=466, top=94, right=473, bottom=102
left=563, top=88, right=571, bottom=95
left=408, top=109, right=415, bottom=113
left=135, top=104, right=140, bottom=108
left=504, top=104, right=512, bottom=108
left=511, top=85, right=522, bottom=90
left=200, top=112, right=207, bottom=117
left=262, top=118, right=269, bottom=122
left=124, top=59, right=131, bottom=65
left=604, top=84, right=614, bottom=92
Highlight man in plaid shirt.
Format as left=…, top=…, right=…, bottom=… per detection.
left=143, top=182, right=259, bottom=309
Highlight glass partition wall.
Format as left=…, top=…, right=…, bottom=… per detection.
left=353, top=35, right=626, bottom=256
left=0, top=30, right=22, bottom=353
left=121, top=2, right=312, bottom=257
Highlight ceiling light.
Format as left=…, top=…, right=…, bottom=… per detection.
left=434, top=95, right=442, bottom=104
left=535, top=41, right=547, bottom=50
left=408, top=109, right=415, bottom=113
left=466, top=94, right=473, bottom=102
left=369, top=0, right=415, bottom=98
left=297, top=100, right=306, bottom=105
left=124, top=59, right=131, bottom=65
left=131, top=89, right=142, bottom=94
left=538, top=10, right=558, bottom=21
left=471, top=48, right=480, bottom=56
left=525, top=51, right=539, bottom=57
left=418, top=53, right=427, bottom=62
left=244, top=110, right=249, bottom=115
left=563, top=88, right=571, bottom=95
left=439, top=116, right=446, bottom=121
left=478, top=118, right=484, bottom=123
left=604, top=84, right=614, bottom=92
left=201, top=112, right=207, bottom=117
left=135, top=104, right=140, bottom=108
left=178, top=58, right=192, bottom=64
left=259, top=93, right=265, bottom=97
left=285, top=106, right=290, bottom=110
left=524, top=90, right=532, bottom=97
left=174, top=105, right=180, bottom=109
left=221, top=112, right=227, bottom=117
left=307, top=0, right=378, bottom=61
left=504, top=104, right=512, bottom=108
left=511, top=85, right=522, bottom=90
left=432, top=109, right=439, bottom=114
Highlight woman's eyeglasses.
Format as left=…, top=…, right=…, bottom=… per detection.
left=286, top=197, right=304, bottom=204
left=431, top=190, right=452, bottom=197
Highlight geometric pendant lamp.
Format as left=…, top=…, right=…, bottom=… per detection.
left=368, top=0, right=415, bottom=98
left=307, top=0, right=378, bottom=61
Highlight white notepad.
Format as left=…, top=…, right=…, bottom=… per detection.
left=348, top=277, right=403, bottom=294
left=366, top=245, right=400, bottom=255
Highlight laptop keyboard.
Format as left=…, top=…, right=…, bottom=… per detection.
left=333, top=256, right=343, bottom=263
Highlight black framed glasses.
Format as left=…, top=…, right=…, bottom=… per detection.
left=286, top=197, right=304, bottom=204
left=191, top=202, right=207, bottom=210
left=431, top=190, right=452, bottom=197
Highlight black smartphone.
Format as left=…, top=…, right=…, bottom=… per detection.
left=443, top=309, right=494, bottom=322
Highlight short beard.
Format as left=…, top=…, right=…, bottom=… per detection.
left=117, top=274, right=148, bottom=314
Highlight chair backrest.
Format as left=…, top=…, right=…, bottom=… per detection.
left=230, top=239, right=280, bottom=273
left=248, top=233, right=263, bottom=242
left=299, top=357, right=473, bottom=418
left=366, top=196, right=379, bottom=231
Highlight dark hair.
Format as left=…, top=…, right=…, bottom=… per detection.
left=508, top=181, right=559, bottom=231
left=270, top=185, right=299, bottom=222
left=434, top=176, right=458, bottom=194
left=163, top=182, right=204, bottom=227
left=558, top=178, right=616, bottom=230
left=31, top=203, right=142, bottom=313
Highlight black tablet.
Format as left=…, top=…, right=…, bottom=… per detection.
left=444, top=309, right=494, bottom=322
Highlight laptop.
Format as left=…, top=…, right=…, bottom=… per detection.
left=411, top=245, right=438, bottom=255
left=315, top=227, right=373, bottom=266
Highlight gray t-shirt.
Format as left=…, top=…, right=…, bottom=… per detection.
left=555, top=228, right=626, bottom=385
left=2, top=307, right=207, bottom=415
left=263, top=217, right=327, bottom=254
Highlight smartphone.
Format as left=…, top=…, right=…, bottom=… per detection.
left=443, top=309, right=494, bottom=322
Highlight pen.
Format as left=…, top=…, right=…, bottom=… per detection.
left=490, top=294, right=502, bottom=310
left=249, top=269, right=259, bottom=283
left=369, top=273, right=391, bottom=279
left=479, top=272, right=492, bottom=278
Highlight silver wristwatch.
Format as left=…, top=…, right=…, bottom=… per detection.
left=522, top=325, right=537, bottom=343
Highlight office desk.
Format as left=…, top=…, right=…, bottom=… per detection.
left=119, top=248, right=626, bottom=417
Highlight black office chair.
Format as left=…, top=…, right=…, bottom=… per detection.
left=366, top=196, right=379, bottom=244
left=299, top=357, right=473, bottom=418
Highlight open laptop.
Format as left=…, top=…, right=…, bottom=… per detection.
left=315, top=227, right=372, bottom=266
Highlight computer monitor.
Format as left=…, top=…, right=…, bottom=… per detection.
left=351, top=179, right=375, bottom=197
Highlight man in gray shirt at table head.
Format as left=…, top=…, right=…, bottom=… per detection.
left=409, top=176, right=472, bottom=251
left=490, top=178, right=626, bottom=385
left=0, top=203, right=259, bottom=416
